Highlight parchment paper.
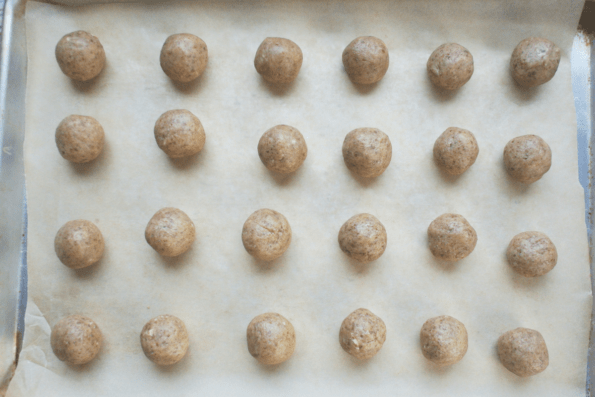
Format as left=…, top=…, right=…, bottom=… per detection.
left=9, top=1, right=591, bottom=396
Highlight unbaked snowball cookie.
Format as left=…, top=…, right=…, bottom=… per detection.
left=54, top=220, right=104, bottom=269
left=160, top=33, right=208, bottom=83
left=258, top=125, right=307, bottom=173
left=342, top=128, right=392, bottom=178
left=420, top=315, right=468, bottom=366
left=154, top=109, right=206, bottom=159
left=254, top=37, right=303, bottom=84
left=506, top=231, right=557, bottom=277
left=55, top=31, right=106, bottom=82
left=433, top=127, right=479, bottom=175
left=246, top=313, right=296, bottom=365
left=242, top=209, right=292, bottom=261
left=427, top=43, right=474, bottom=90
left=55, top=115, right=105, bottom=164
left=140, top=315, right=189, bottom=366
left=145, top=207, right=195, bottom=257
left=510, top=37, right=561, bottom=87
left=503, top=135, right=552, bottom=184
left=339, top=308, right=386, bottom=360
left=342, top=36, right=389, bottom=85
left=338, top=213, right=387, bottom=264
left=498, top=328, right=549, bottom=377
left=51, top=315, right=102, bottom=365
left=428, top=213, right=477, bottom=262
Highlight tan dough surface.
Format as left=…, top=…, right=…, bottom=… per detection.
left=420, top=315, right=468, bottom=366
left=50, top=315, right=102, bottom=365
left=140, top=314, right=190, bottom=366
left=246, top=312, right=296, bottom=365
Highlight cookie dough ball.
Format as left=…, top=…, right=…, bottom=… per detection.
left=420, top=315, right=468, bottom=366
left=428, top=214, right=477, bottom=262
left=339, top=308, right=386, bottom=360
left=55, top=31, right=105, bottom=82
left=338, top=213, right=387, bottom=264
left=506, top=231, right=557, bottom=277
left=254, top=37, right=303, bottom=84
left=242, top=209, right=292, bottom=261
left=246, top=312, right=296, bottom=365
left=145, top=207, right=195, bottom=257
left=258, top=125, right=307, bottom=173
left=342, top=128, right=392, bottom=178
left=55, top=115, right=105, bottom=164
left=342, top=36, right=389, bottom=85
left=503, top=135, right=552, bottom=184
left=160, top=33, right=208, bottom=83
left=54, top=220, right=104, bottom=269
left=427, top=43, right=474, bottom=90
left=154, top=109, right=206, bottom=159
left=140, top=315, right=189, bottom=366
left=433, top=127, right=479, bottom=175
left=498, top=328, right=549, bottom=377
left=51, top=315, right=102, bottom=365
left=510, top=37, right=561, bottom=88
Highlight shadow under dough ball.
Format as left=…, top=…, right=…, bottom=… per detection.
left=242, top=209, right=292, bottom=261
left=54, top=220, right=104, bottom=269
left=145, top=207, right=195, bottom=257
left=141, top=315, right=189, bottom=366
left=160, top=33, right=208, bottom=83
left=420, top=315, right=468, bottom=366
left=342, top=36, right=389, bottom=85
left=338, top=213, right=387, bottom=264
left=258, top=125, right=307, bottom=174
left=154, top=109, right=206, bottom=159
left=55, top=30, right=105, bottom=82
left=506, top=231, right=557, bottom=277
left=339, top=308, right=386, bottom=360
left=428, top=213, right=477, bottom=262
left=503, top=135, right=552, bottom=184
left=510, top=37, right=561, bottom=88
left=427, top=43, right=474, bottom=90
left=433, top=127, right=479, bottom=175
left=498, top=328, right=549, bottom=377
left=254, top=37, right=303, bottom=84
left=247, top=312, right=296, bottom=365
left=55, top=115, right=105, bottom=164
left=342, top=128, right=392, bottom=178
left=51, top=315, right=102, bottom=365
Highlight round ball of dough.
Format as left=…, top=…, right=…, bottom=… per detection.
left=339, top=308, right=386, bottom=360
left=506, top=231, right=557, bottom=277
left=342, top=36, right=389, bottom=85
left=160, top=33, right=208, bottom=83
left=246, top=312, right=296, bottom=365
left=55, top=115, right=105, bottom=164
left=427, top=213, right=477, bottom=262
left=342, top=128, right=392, bottom=178
left=503, top=135, right=552, bottom=184
left=420, top=315, right=468, bottom=366
left=51, top=315, right=102, bottom=365
left=427, top=43, right=474, bottom=90
left=55, top=31, right=106, bottom=82
left=258, top=125, right=307, bottom=174
left=140, top=314, right=189, bottom=366
left=154, top=109, right=206, bottom=159
left=498, top=327, right=549, bottom=377
left=242, top=209, right=292, bottom=261
left=54, top=220, right=104, bottom=269
left=510, top=37, right=561, bottom=88
left=338, top=213, right=387, bottom=264
left=145, top=207, right=195, bottom=257
left=254, top=37, right=303, bottom=84
left=433, top=127, right=479, bottom=175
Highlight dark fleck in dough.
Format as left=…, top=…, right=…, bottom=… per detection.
left=342, top=36, right=389, bottom=85
left=342, top=128, right=392, bottom=178
left=160, top=33, right=208, bottom=83
left=338, top=213, right=387, bottom=264
left=55, top=30, right=105, bottom=82
left=420, top=315, right=468, bottom=366
left=254, top=37, right=303, bottom=84
left=506, top=231, right=557, bottom=277
left=246, top=312, right=296, bottom=365
left=433, top=127, right=479, bottom=175
left=140, top=315, right=189, bottom=366
left=258, top=125, right=307, bottom=174
left=54, top=220, right=104, bottom=269
left=51, top=315, right=102, bottom=365
left=503, top=135, right=552, bottom=184
left=428, top=213, right=477, bottom=262
left=145, top=207, right=195, bottom=257
left=154, top=109, right=206, bottom=159
left=427, top=43, right=474, bottom=90
left=55, top=115, right=105, bottom=164
left=510, top=37, right=561, bottom=87
left=339, top=308, right=386, bottom=360
left=242, top=209, right=292, bottom=261
left=498, top=328, right=549, bottom=377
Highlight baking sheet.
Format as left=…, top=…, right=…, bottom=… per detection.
left=7, top=0, right=591, bottom=395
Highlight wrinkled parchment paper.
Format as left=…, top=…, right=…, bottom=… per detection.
left=9, top=0, right=591, bottom=395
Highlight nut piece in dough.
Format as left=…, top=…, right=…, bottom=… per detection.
left=140, top=314, right=189, bottom=366
left=339, top=308, right=386, bottom=360
left=145, top=207, right=195, bottom=257
left=55, top=31, right=106, bottom=82
left=503, top=135, right=552, bottom=184
left=433, top=127, right=479, bottom=175
left=427, top=43, right=474, bottom=90
left=498, top=327, right=549, bottom=377
left=254, top=37, right=303, bottom=84
left=428, top=213, right=477, bottom=262
left=160, top=33, right=208, bottom=83
left=246, top=312, right=296, bottom=365
left=242, top=209, right=292, bottom=261
left=506, top=231, right=557, bottom=277
left=54, top=220, right=104, bottom=269
left=420, top=315, right=468, bottom=366
left=342, top=36, right=389, bottom=85
left=342, top=128, right=392, bottom=178
left=510, top=37, right=561, bottom=88
left=258, top=125, right=307, bottom=174
left=51, top=315, right=102, bottom=365
left=154, top=109, right=206, bottom=159
left=338, top=213, right=387, bottom=264
left=55, top=115, right=105, bottom=164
